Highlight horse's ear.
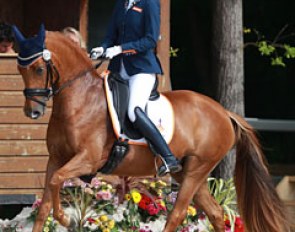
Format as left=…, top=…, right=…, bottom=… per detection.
left=12, top=25, right=25, bottom=43
left=37, top=24, right=46, bottom=43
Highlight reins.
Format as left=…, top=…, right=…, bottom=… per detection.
left=52, top=66, right=95, bottom=96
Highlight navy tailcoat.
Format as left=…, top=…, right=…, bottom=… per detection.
left=101, top=0, right=163, bottom=76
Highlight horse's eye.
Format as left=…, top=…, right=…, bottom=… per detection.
left=36, top=67, right=45, bottom=76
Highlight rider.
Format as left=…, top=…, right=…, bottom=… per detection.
left=91, top=0, right=181, bottom=176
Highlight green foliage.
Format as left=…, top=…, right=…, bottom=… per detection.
left=244, top=25, right=295, bottom=67
left=284, top=44, right=295, bottom=58
left=258, top=41, right=275, bottom=56
left=271, top=57, right=286, bottom=67
left=170, top=47, right=179, bottom=57
left=207, top=178, right=238, bottom=231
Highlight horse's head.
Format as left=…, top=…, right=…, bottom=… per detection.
left=13, top=25, right=95, bottom=119
left=13, top=25, right=59, bottom=119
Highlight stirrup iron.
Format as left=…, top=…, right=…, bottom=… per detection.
left=154, top=155, right=170, bottom=177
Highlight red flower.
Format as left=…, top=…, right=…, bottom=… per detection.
left=234, top=217, right=244, bottom=232
left=87, top=218, right=96, bottom=223
left=224, top=218, right=231, bottom=227
left=138, top=194, right=153, bottom=210
left=146, top=204, right=160, bottom=215
left=157, top=203, right=166, bottom=211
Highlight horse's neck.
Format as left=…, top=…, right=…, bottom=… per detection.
left=51, top=71, right=106, bottom=119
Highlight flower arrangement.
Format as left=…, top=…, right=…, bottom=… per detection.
left=21, top=177, right=243, bottom=232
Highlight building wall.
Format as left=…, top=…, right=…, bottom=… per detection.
left=0, top=0, right=85, bottom=37
left=0, top=55, right=48, bottom=201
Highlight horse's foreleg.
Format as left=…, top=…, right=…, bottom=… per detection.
left=32, top=159, right=57, bottom=232
left=32, top=189, right=52, bottom=232
left=163, top=156, right=211, bottom=232
left=193, top=181, right=225, bottom=232
left=49, top=150, right=97, bottom=227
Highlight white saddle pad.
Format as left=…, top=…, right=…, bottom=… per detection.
left=103, top=74, right=175, bottom=145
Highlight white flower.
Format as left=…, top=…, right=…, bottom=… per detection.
left=83, top=221, right=98, bottom=231
left=140, top=215, right=166, bottom=232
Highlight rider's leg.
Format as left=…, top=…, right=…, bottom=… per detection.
left=128, top=73, right=182, bottom=176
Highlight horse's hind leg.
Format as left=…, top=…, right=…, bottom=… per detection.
left=163, top=156, right=213, bottom=232
left=193, top=181, right=225, bottom=232
left=32, top=159, right=57, bottom=232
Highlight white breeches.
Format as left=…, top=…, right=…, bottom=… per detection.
left=120, top=64, right=156, bottom=122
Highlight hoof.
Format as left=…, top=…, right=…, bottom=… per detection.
left=55, top=211, right=70, bottom=227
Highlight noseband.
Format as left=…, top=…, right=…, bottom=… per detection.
left=21, top=49, right=93, bottom=107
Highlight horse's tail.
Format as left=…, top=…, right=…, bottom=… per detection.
left=228, top=112, right=290, bottom=232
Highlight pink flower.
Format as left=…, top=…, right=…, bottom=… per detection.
left=96, top=190, right=112, bottom=201
left=32, top=199, right=42, bottom=209
left=63, top=179, right=74, bottom=188
left=90, top=178, right=102, bottom=189
left=140, top=226, right=152, bottom=232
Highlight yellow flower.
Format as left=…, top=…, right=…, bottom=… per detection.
left=156, top=180, right=167, bottom=187
left=102, top=229, right=110, bottom=232
left=224, top=214, right=229, bottom=221
left=187, top=205, right=197, bottom=216
left=156, top=189, right=163, bottom=196
left=142, top=179, right=149, bottom=184
left=47, top=216, right=53, bottom=222
left=108, top=219, right=115, bottom=229
left=243, top=28, right=251, bottom=34
left=106, top=184, right=113, bottom=190
left=150, top=182, right=156, bottom=188
left=125, top=193, right=131, bottom=201
left=100, top=215, right=108, bottom=222
left=158, top=200, right=165, bottom=207
left=94, top=218, right=101, bottom=225
left=43, top=227, right=50, bottom=232
left=131, top=190, right=142, bottom=204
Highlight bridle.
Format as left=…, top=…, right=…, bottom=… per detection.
left=20, top=49, right=94, bottom=107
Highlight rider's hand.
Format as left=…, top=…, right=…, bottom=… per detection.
left=105, top=46, right=122, bottom=59
left=90, top=47, right=104, bottom=59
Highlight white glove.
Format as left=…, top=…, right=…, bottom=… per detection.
left=90, top=47, right=104, bottom=59
left=105, top=46, right=122, bottom=59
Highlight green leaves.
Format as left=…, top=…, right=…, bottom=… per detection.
left=284, top=44, right=295, bottom=58
left=244, top=25, right=295, bottom=68
left=271, top=57, right=286, bottom=67
left=207, top=177, right=238, bottom=231
left=257, top=42, right=295, bottom=67
left=170, top=47, right=179, bottom=57
left=258, top=41, right=275, bottom=56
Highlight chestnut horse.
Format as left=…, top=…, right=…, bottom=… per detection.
left=13, top=26, right=289, bottom=232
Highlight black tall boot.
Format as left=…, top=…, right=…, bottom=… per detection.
left=133, top=107, right=182, bottom=176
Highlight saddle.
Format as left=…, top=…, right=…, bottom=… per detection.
left=107, top=72, right=160, bottom=139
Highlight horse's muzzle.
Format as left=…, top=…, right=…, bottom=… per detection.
left=24, top=101, right=46, bottom=119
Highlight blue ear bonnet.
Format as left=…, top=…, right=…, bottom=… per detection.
left=12, top=24, right=46, bottom=67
